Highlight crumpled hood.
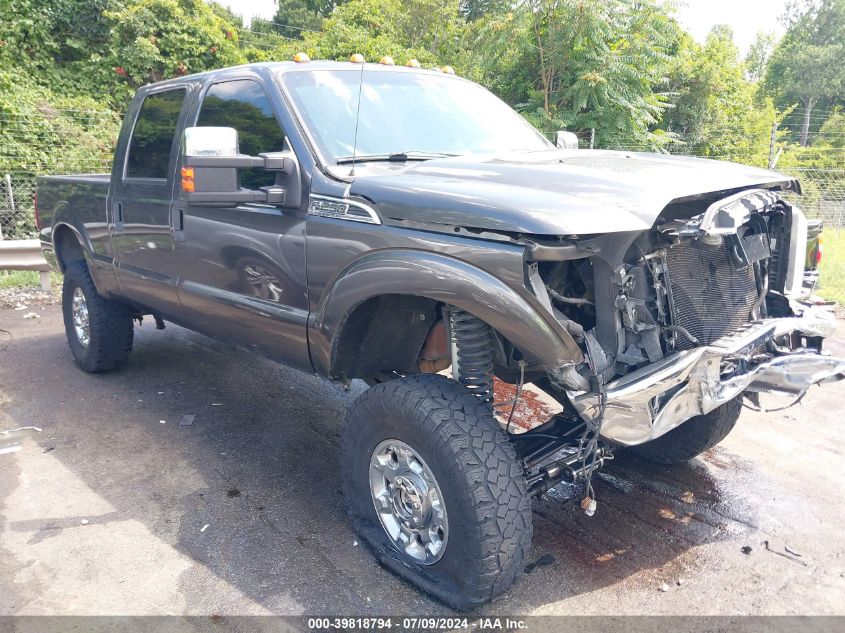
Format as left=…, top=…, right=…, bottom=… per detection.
left=347, top=150, right=798, bottom=235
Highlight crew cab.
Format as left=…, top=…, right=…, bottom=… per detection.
left=36, top=60, right=845, bottom=610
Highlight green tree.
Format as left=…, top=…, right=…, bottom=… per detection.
left=662, top=25, right=777, bottom=165
left=300, top=0, right=465, bottom=66
left=105, top=0, right=244, bottom=89
left=0, top=0, right=119, bottom=101
left=459, top=0, right=509, bottom=21
left=472, top=0, right=675, bottom=147
left=745, top=31, right=777, bottom=82
left=273, top=0, right=348, bottom=39
left=765, top=0, right=845, bottom=145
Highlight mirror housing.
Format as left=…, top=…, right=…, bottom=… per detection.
left=180, top=127, right=301, bottom=208
left=555, top=130, right=579, bottom=150
left=183, top=126, right=239, bottom=157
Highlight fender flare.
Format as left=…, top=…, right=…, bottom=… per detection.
left=51, top=220, right=93, bottom=261
left=310, top=249, right=584, bottom=376
left=47, top=194, right=99, bottom=260
left=50, top=208, right=121, bottom=298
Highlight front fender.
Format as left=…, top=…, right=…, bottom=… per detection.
left=310, top=250, right=584, bottom=376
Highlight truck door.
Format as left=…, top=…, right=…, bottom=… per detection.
left=171, top=76, right=310, bottom=371
left=110, top=87, right=189, bottom=318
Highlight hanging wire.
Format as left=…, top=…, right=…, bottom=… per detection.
left=505, top=360, right=527, bottom=434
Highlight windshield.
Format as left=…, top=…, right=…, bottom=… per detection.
left=280, top=69, right=552, bottom=164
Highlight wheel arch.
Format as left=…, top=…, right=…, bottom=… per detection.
left=311, top=250, right=583, bottom=379
left=52, top=222, right=88, bottom=272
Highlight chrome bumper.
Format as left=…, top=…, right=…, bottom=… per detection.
left=569, top=306, right=845, bottom=447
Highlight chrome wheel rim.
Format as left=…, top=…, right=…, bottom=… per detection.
left=71, top=287, right=90, bottom=348
left=369, top=439, right=448, bottom=565
left=243, top=265, right=283, bottom=302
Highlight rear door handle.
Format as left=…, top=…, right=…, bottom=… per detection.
left=113, top=201, right=124, bottom=232
left=172, top=207, right=186, bottom=242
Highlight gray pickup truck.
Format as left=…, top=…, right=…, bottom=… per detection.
left=36, top=60, right=845, bottom=609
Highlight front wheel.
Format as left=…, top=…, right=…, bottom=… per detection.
left=630, top=397, right=743, bottom=464
left=341, top=375, right=532, bottom=610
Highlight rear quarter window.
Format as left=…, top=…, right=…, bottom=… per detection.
left=125, top=89, right=186, bottom=179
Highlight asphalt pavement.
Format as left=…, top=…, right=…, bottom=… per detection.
left=1, top=304, right=844, bottom=616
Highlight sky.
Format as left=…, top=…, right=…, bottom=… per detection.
left=216, top=0, right=790, bottom=55
left=674, top=0, right=789, bottom=54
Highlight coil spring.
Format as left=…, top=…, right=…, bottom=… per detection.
left=448, top=309, right=494, bottom=405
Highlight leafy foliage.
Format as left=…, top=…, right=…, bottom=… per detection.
left=0, top=71, right=120, bottom=175
left=272, top=0, right=346, bottom=38
left=105, top=0, right=244, bottom=88
left=662, top=26, right=778, bottom=166
left=469, top=0, right=676, bottom=147
left=764, top=0, right=845, bottom=145
left=745, top=31, right=777, bottom=82
left=298, top=0, right=465, bottom=66
left=0, top=0, right=842, bottom=186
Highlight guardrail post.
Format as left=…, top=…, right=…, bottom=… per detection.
left=39, top=271, right=51, bottom=292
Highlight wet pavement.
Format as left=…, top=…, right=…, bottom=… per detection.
left=0, top=304, right=844, bottom=615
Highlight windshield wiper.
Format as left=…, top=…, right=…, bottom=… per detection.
left=336, top=151, right=458, bottom=165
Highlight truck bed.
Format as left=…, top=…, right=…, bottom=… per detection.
left=36, top=174, right=111, bottom=245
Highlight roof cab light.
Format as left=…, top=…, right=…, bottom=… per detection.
left=441, top=66, right=456, bottom=74
left=379, top=56, right=395, bottom=66
left=293, top=52, right=310, bottom=63
left=350, top=53, right=365, bottom=63
left=406, top=59, right=421, bottom=68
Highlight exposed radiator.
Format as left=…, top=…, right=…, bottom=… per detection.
left=665, top=239, right=759, bottom=350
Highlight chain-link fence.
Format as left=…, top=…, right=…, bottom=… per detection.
left=777, top=168, right=845, bottom=303
left=1, top=109, right=844, bottom=301
left=1, top=173, right=37, bottom=240
left=0, top=107, right=118, bottom=240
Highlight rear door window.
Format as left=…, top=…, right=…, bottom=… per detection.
left=196, top=79, right=286, bottom=189
left=125, top=89, right=186, bottom=179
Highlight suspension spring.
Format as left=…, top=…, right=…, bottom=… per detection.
left=448, top=308, right=495, bottom=406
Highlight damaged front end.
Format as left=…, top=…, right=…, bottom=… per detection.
left=569, top=305, right=843, bottom=446
left=531, top=188, right=845, bottom=448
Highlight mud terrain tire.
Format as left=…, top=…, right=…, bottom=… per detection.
left=342, top=374, right=532, bottom=610
left=630, top=397, right=743, bottom=464
left=62, top=260, right=134, bottom=372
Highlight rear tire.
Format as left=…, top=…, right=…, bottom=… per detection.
left=62, top=260, right=134, bottom=373
left=342, top=374, right=532, bottom=610
left=630, top=397, right=743, bottom=464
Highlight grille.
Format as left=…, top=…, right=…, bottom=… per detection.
left=665, top=239, right=759, bottom=350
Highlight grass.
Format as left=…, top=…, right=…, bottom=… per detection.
left=818, top=228, right=845, bottom=305
left=0, top=270, right=62, bottom=289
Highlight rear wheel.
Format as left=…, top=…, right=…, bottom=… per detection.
left=630, top=397, right=743, bottom=464
left=342, top=374, right=532, bottom=610
left=62, top=260, right=134, bottom=372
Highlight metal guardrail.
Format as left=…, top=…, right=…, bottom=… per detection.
left=0, top=239, right=52, bottom=290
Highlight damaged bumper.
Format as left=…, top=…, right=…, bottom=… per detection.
left=569, top=306, right=845, bottom=447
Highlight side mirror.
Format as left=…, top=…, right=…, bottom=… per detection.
left=180, top=126, right=301, bottom=208
left=183, top=126, right=239, bottom=157
left=555, top=131, right=579, bottom=150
